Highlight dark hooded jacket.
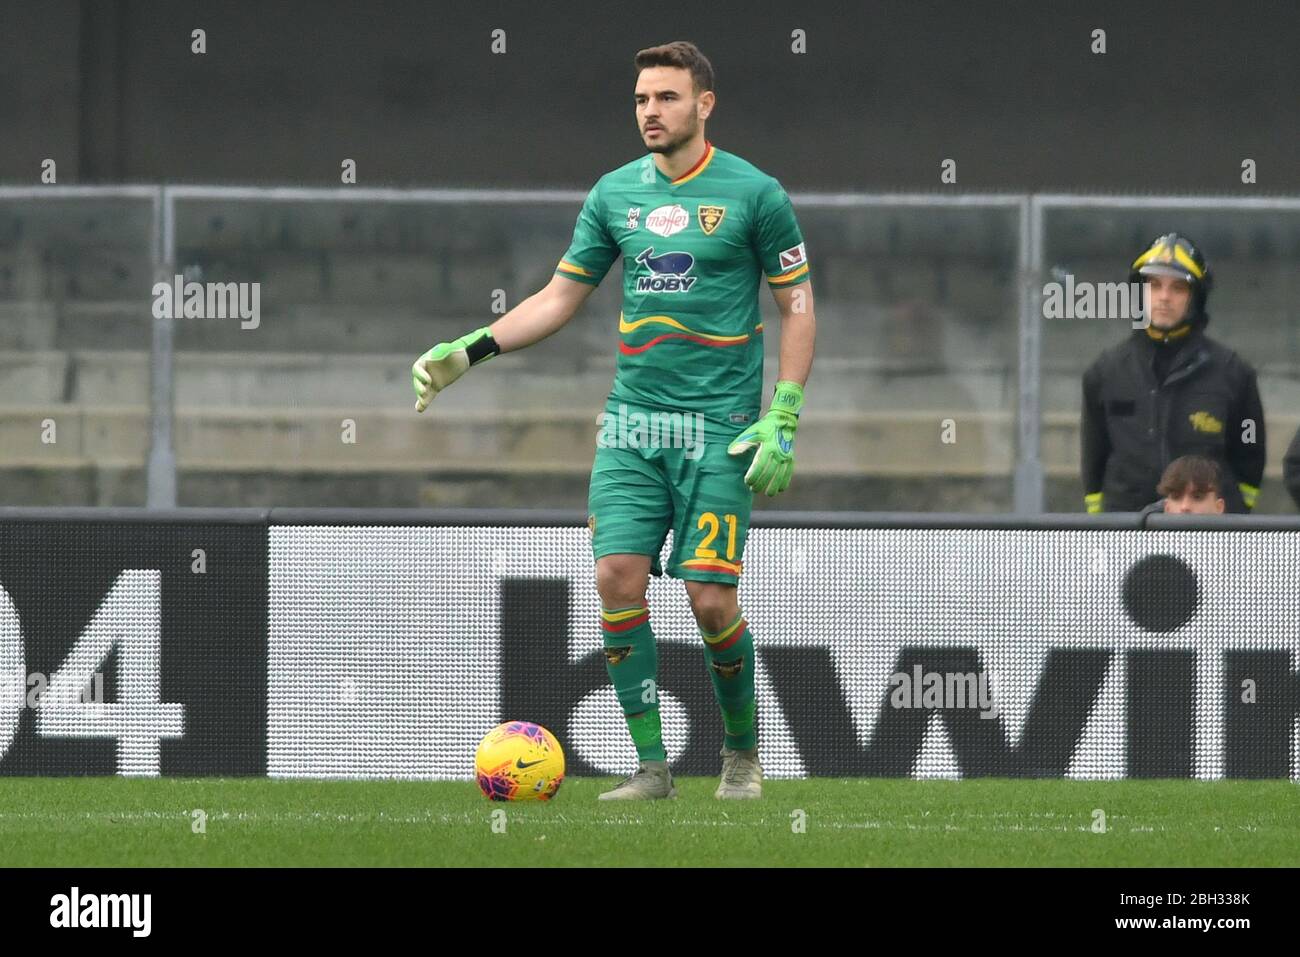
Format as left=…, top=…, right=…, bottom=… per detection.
left=1081, top=310, right=1265, bottom=513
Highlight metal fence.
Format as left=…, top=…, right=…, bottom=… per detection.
left=2, top=187, right=1297, bottom=512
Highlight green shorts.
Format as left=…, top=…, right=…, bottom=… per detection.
left=588, top=405, right=754, bottom=584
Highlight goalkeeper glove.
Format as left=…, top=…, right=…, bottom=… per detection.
left=727, top=380, right=803, bottom=497
left=411, top=327, right=500, bottom=412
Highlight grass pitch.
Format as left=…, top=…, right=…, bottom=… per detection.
left=1, top=777, right=1296, bottom=867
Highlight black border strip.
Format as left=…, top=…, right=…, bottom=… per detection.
left=267, top=507, right=585, bottom=527
left=0, top=507, right=270, bottom=524
left=1, top=506, right=1298, bottom=531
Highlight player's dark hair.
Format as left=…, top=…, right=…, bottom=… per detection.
left=634, top=41, right=715, bottom=95
left=1157, top=455, right=1223, bottom=499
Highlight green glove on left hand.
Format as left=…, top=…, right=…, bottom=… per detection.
left=411, top=327, right=499, bottom=413
left=727, top=380, right=803, bottom=496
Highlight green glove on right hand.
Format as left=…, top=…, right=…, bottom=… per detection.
left=727, top=380, right=804, bottom=497
left=411, top=327, right=499, bottom=413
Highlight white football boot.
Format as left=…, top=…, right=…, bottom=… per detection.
left=598, top=760, right=678, bottom=800
left=715, top=746, right=763, bottom=799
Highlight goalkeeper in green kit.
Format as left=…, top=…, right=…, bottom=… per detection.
left=412, top=41, right=815, bottom=800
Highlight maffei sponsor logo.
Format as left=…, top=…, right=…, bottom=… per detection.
left=645, top=204, right=690, bottom=238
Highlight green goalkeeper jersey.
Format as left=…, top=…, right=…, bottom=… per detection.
left=555, top=141, right=811, bottom=431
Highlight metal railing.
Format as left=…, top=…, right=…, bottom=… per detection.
left=3, top=186, right=1297, bottom=512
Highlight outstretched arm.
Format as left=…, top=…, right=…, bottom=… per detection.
left=412, top=274, right=597, bottom=412
left=489, top=273, right=599, bottom=353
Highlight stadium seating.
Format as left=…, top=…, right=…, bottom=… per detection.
left=2, top=197, right=1297, bottom=511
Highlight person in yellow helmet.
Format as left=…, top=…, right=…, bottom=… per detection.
left=1082, top=233, right=1265, bottom=513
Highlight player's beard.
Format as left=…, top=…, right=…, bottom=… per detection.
left=644, top=114, right=700, bottom=156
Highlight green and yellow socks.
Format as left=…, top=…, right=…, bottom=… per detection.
left=602, top=603, right=759, bottom=759
left=700, top=612, right=757, bottom=751
left=601, top=603, right=666, bottom=763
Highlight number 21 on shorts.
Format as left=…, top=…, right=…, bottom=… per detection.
left=695, top=512, right=738, bottom=560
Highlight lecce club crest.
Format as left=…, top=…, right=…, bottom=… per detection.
left=698, top=205, right=726, bottom=235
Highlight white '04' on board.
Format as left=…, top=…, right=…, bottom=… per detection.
left=0, top=570, right=185, bottom=774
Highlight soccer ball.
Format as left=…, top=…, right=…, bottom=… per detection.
left=474, top=721, right=565, bottom=801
